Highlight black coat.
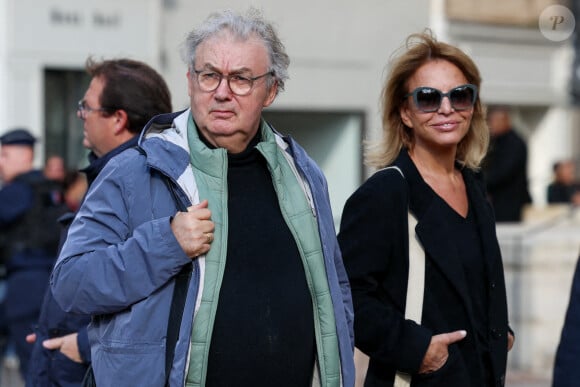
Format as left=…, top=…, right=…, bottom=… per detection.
left=483, top=129, right=532, bottom=222
left=553, top=257, right=580, bottom=387
left=338, top=149, right=510, bottom=387
left=547, top=182, right=580, bottom=204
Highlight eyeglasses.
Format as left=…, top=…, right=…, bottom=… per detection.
left=193, top=70, right=273, bottom=96
left=77, top=99, right=112, bottom=119
left=404, top=84, right=478, bottom=113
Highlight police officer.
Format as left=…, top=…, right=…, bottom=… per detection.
left=0, top=128, right=66, bottom=379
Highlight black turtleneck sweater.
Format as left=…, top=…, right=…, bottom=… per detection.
left=205, top=134, right=316, bottom=386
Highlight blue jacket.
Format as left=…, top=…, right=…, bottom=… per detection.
left=27, top=136, right=139, bottom=387
left=51, top=110, right=355, bottom=387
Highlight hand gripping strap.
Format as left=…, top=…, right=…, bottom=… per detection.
left=135, top=146, right=194, bottom=387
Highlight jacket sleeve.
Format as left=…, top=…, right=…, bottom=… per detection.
left=338, top=170, right=431, bottom=374
left=50, top=156, right=191, bottom=315
left=333, top=239, right=355, bottom=346
left=77, top=326, right=91, bottom=363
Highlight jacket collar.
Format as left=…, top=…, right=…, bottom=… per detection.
left=137, top=109, right=295, bottom=182
left=138, top=110, right=191, bottom=181
left=81, top=135, right=139, bottom=186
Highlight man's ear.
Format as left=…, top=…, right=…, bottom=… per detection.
left=186, top=71, right=193, bottom=98
left=113, top=109, right=129, bottom=134
left=263, top=81, right=278, bottom=108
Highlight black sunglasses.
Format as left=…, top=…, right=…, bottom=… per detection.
left=404, top=84, right=478, bottom=113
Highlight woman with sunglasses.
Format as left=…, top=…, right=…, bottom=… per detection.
left=338, top=31, right=513, bottom=387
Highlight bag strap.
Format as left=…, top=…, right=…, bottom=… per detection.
left=382, top=167, right=426, bottom=387
left=404, top=212, right=424, bottom=324
left=135, top=146, right=193, bottom=387
left=381, top=166, right=425, bottom=322
left=162, top=174, right=194, bottom=387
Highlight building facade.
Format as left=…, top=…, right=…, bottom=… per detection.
left=0, top=0, right=431, bottom=222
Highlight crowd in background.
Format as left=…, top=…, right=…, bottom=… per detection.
left=0, top=139, right=88, bottom=385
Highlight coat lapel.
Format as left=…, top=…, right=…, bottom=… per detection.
left=415, top=199, right=474, bottom=314
left=396, top=150, right=475, bottom=318
left=462, top=171, right=503, bottom=276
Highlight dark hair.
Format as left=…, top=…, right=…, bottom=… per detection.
left=85, top=58, right=173, bottom=133
left=63, top=170, right=82, bottom=189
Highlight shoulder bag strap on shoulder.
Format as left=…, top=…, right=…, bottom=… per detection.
left=151, top=153, right=193, bottom=387
left=382, top=167, right=426, bottom=387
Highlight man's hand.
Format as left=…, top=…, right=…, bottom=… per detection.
left=25, top=333, right=36, bottom=344
left=419, top=330, right=466, bottom=374
left=42, top=333, right=83, bottom=363
left=171, top=200, right=215, bottom=258
left=508, top=331, right=515, bottom=351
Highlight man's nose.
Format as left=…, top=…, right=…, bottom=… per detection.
left=214, top=76, right=233, bottom=98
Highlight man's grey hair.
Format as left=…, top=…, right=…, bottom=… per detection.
left=180, top=8, right=290, bottom=94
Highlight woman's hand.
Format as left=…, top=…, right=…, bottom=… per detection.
left=508, top=331, right=515, bottom=351
left=419, top=330, right=466, bottom=374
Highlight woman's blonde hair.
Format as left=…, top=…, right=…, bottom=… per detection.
left=365, top=31, right=489, bottom=170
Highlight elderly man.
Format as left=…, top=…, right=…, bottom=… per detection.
left=27, top=58, right=172, bottom=387
left=51, top=8, right=355, bottom=387
left=483, top=105, right=532, bottom=222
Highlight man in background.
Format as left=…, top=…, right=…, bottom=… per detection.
left=547, top=159, right=580, bottom=205
left=26, top=58, right=172, bottom=387
left=483, top=105, right=532, bottom=222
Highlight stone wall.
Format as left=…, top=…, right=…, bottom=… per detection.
left=501, top=205, right=580, bottom=379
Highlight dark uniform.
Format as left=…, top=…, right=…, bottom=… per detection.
left=27, top=135, right=139, bottom=387
left=0, top=129, right=66, bottom=378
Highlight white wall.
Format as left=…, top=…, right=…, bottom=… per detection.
left=500, top=208, right=580, bottom=378
left=440, top=20, right=575, bottom=206
left=0, top=0, right=161, bottom=164
left=527, top=107, right=574, bottom=205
